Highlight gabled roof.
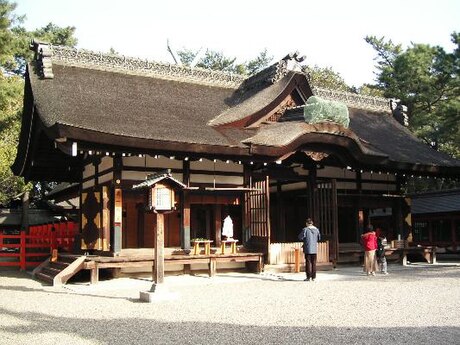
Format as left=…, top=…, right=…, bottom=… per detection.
left=411, top=189, right=460, bottom=214
left=11, top=41, right=460, bottom=182
left=132, top=172, right=187, bottom=190
left=277, top=106, right=460, bottom=173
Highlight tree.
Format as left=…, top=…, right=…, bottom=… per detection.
left=0, top=0, right=78, bottom=206
left=0, top=72, right=26, bottom=205
left=302, top=65, right=350, bottom=92
left=366, top=34, right=460, bottom=158
left=177, top=48, right=273, bottom=76
left=0, top=0, right=24, bottom=72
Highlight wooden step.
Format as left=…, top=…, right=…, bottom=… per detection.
left=34, top=255, right=86, bottom=286
left=35, top=272, right=54, bottom=285
left=49, top=261, right=69, bottom=270
left=41, top=266, right=62, bottom=277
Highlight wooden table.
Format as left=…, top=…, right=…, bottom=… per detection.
left=220, top=239, right=238, bottom=254
left=192, top=240, right=213, bottom=255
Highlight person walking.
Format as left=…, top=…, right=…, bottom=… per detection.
left=361, top=225, right=378, bottom=276
left=298, top=218, right=321, bottom=281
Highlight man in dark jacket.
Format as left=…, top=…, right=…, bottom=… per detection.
left=298, top=218, right=321, bottom=281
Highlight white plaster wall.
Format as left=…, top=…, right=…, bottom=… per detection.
left=83, top=164, right=95, bottom=179
left=122, top=170, right=183, bottom=182
left=336, top=181, right=357, bottom=190
left=99, top=156, right=113, bottom=172
left=82, top=179, right=95, bottom=190
left=190, top=174, right=243, bottom=185
left=362, top=183, right=397, bottom=192
left=99, top=172, right=113, bottom=185
left=190, top=159, right=243, bottom=173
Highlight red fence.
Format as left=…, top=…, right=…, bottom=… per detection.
left=0, top=221, right=78, bottom=270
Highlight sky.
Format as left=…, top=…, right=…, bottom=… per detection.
left=13, top=0, right=460, bottom=87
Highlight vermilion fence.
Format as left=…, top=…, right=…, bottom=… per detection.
left=0, top=221, right=78, bottom=270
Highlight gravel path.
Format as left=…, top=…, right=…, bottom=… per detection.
left=1, top=263, right=460, bottom=345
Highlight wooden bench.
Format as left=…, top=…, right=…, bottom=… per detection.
left=338, top=244, right=437, bottom=266
left=385, top=246, right=436, bottom=265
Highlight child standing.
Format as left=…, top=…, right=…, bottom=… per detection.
left=376, top=232, right=388, bottom=274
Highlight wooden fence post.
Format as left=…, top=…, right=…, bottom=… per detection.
left=51, top=226, right=57, bottom=252
left=20, top=231, right=26, bottom=270
left=294, top=247, right=300, bottom=273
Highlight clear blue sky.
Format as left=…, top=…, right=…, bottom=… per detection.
left=14, top=0, right=460, bottom=87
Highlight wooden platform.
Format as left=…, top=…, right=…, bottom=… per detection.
left=82, top=249, right=264, bottom=284
left=338, top=243, right=436, bottom=266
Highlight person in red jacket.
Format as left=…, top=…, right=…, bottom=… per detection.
left=361, top=225, right=378, bottom=276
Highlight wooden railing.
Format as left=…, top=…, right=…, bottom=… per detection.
left=269, top=241, right=329, bottom=265
left=0, top=221, right=78, bottom=270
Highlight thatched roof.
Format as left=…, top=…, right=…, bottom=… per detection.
left=11, top=42, right=460, bottom=181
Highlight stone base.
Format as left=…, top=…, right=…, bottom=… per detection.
left=139, top=284, right=178, bottom=302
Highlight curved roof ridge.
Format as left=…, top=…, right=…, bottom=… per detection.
left=312, top=86, right=391, bottom=113
left=31, top=40, right=247, bottom=89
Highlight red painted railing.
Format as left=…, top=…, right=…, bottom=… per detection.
left=0, top=221, right=78, bottom=270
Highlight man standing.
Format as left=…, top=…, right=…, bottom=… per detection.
left=298, top=218, right=321, bottom=281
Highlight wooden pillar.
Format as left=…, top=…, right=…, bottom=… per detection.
left=276, top=182, right=286, bottom=242
left=113, top=188, right=123, bottom=253
left=181, top=191, right=191, bottom=251
left=356, top=170, right=362, bottom=194
left=395, top=175, right=406, bottom=240
left=181, top=160, right=191, bottom=251
left=393, top=199, right=404, bottom=240
left=153, top=212, right=165, bottom=284
left=307, top=166, right=317, bottom=219
left=214, top=204, right=222, bottom=246
left=21, top=191, right=29, bottom=233
left=242, top=164, right=251, bottom=244
left=112, top=156, right=123, bottom=254
left=102, top=186, right=110, bottom=251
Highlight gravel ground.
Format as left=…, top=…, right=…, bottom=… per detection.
left=1, top=263, right=460, bottom=345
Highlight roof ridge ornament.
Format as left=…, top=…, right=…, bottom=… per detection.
left=239, top=51, right=307, bottom=91
left=30, top=39, right=54, bottom=79
left=282, top=51, right=306, bottom=73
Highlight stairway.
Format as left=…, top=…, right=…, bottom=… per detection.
left=33, top=254, right=86, bottom=286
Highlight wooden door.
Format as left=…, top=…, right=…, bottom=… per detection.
left=314, top=179, right=338, bottom=264
left=245, top=176, right=271, bottom=255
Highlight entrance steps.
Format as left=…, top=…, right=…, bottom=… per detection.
left=33, top=254, right=86, bottom=286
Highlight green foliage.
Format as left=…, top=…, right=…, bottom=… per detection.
left=177, top=48, right=273, bottom=76
left=194, top=50, right=237, bottom=73
left=0, top=73, right=30, bottom=205
left=304, top=96, right=350, bottom=128
left=0, top=0, right=77, bottom=206
left=356, top=84, right=385, bottom=97
left=0, top=0, right=25, bottom=72
left=243, top=48, right=273, bottom=75
left=302, top=65, right=350, bottom=92
left=366, top=33, right=460, bottom=159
